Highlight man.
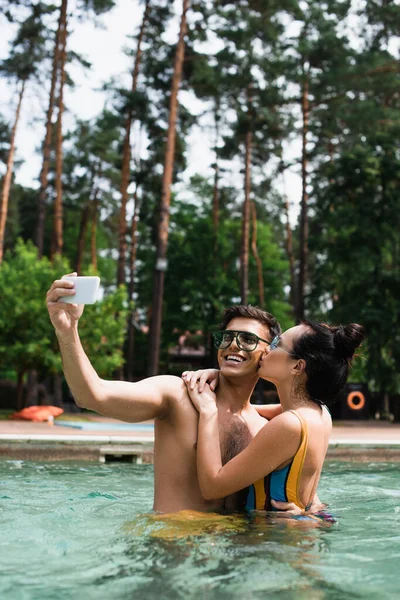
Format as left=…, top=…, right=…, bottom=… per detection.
left=46, top=274, right=292, bottom=513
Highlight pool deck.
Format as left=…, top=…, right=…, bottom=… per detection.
left=1, top=416, right=399, bottom=462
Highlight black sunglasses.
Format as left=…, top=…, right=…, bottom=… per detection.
left=213, top=330, right=271, bottom=352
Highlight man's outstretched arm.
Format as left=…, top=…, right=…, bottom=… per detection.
left=47, top=274, right=180, bottom=422
left=57, top=328, right=177, bottom=421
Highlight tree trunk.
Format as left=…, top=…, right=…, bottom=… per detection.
left=126, top=189, right=141, bottom=381
left=117, top=0, right=150, bottom=286
left=16, top=369, right=25, bottom=410
left=297, top=69, right=309, bottom=321
left=90, top=186, right=100, bottom=270
left=51, top=4, right=68, bottom=259
left=250, top=200, right=264, bottom=308
left=0, top=79, right=26, bottom=265
left=241, top=127, right=252, bottom=304
left=282, top=175, right=296, bottom=314
left=148, top=0, right=189, bottom=376
left=75, top=166, right=98, bottom=273
left=75, top=201, right=91, bottom=274
left=212, top=98, right=220, bottom=244
left=35, top=0, right=66, bottom=258
left=212, top=162, right=219, bottom=238
left=53, top=373, right=63, bottom=406
left=26, top=370, right=39, bottom=406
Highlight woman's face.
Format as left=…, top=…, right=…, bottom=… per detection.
left=258, top=324, right=309, bottom=384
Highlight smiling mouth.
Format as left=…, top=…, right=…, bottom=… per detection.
left=224, top=354, right=246, bottom=364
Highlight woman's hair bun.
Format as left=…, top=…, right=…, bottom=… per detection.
left=333, top=323, right=365, bottom=360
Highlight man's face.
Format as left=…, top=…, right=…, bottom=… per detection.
left=217, top=317, right=272, bottom=379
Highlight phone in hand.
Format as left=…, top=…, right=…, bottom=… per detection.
left=60, top=276, right=100, bottom=305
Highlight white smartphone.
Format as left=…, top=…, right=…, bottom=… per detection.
left=60, top=276, right=100, bottom=305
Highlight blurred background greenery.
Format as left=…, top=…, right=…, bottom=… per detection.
left=0, top=0, right=399, bottom=417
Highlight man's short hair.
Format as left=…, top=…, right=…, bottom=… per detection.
left=218, top=305, right=281, bottom=341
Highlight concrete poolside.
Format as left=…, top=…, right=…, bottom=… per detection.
left=1, top=415, right=400, bottom=462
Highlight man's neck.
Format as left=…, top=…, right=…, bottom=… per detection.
left=215, top=374, right=258, bottom=413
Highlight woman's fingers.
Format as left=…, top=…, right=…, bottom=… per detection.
left=188, top=370, right=204, bottom=390
left=209, top=380, right=217, bottom=391
left=181, top=369, right=218, bottom=392
left=198, top=371, right=209, bottom=392
left=181, top=370, right=194, bottom=381
left=181, top=371, right=202, bottom=391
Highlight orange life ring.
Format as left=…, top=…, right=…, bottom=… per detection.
left=347, top=391, right=365, bottom=411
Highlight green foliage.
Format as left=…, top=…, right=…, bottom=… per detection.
left=134, top=175, right=293, bottom=369
left=0, top=240, right=128, bottom=379
left=248, top=219, right=293, bottom=331
left=61, top=110, right=122, bottom=278
left=0, top=2, right=50, bottom=82
left=0, top=114, right=11, bottom=165
left=79, top=285, right=129, bottom=377
left=78, top=0, right=115, bottom=15
left=0, top=239, right=70, bottom=376
left=309, top=143, right=400, bottom=394
left=2, top=0, right=400, bottom=398
left=305, top=3, right=400, bottom=395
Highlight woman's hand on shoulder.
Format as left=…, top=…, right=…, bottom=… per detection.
left=181, top=368, right=219, bottom=392
left=183, top=380, right=217, bottom=415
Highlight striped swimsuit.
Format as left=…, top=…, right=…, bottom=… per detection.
left=245, top=410, right=310, bottom=512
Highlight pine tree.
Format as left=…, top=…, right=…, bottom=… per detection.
left=35, top=0, right=65, bottom=257
left=0, top=2, right=48, bottom=264
left=61, top=110, right=121, bottom=275
left=148, top=0, right=190, bottom=376
left=117, top=0, right=151, bottom=287
left=36, top=0, right=115, bottom=258
left=279, top=0, right=353, bottom=320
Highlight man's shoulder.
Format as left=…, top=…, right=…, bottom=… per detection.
left=146, top=374, right=187, bottom=400
left=147, top=375, right=193, bottom=421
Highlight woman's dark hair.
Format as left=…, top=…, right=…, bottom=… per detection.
left=219, top=305, right=281, bottom=340
left=290, top=320, right=365, bottom=406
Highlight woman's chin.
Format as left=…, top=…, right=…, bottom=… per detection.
left=257, top=366, right=268, bottom=378
left=257, top=366, right=274, bottom=383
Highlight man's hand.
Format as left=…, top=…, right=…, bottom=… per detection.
left=183, top=381, right=218, bottom=414
left=306, top=493, right=326, bottom=514
left=46, top=272, right=83, bottom=334
left=182, top=368, right=219, bottom=392
left=270, top=499, right=307, bottom=517
left=271, top=494, right=326, bottom=518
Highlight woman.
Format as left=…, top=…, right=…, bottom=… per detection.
left=183, top=321, right=364, bottom=513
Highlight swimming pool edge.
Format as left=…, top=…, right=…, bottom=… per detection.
left=1, top=435, right=400, bottom=462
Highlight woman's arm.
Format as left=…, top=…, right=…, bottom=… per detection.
left=181, top=371, right=283, bottom=422
left=186, top=383, right=302, bottom=500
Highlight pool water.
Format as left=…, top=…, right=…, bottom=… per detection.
left=1, top=460, right=399, bottom=599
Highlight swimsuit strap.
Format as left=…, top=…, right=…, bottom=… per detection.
left=285, top=410, right=309, bottom=509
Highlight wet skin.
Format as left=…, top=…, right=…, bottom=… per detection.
left=46, top=277, right=272, bottom=513
left=153, top=317, right=272, bottom=512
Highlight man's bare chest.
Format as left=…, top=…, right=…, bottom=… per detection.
left=218, top=411, right=266, bottom=465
